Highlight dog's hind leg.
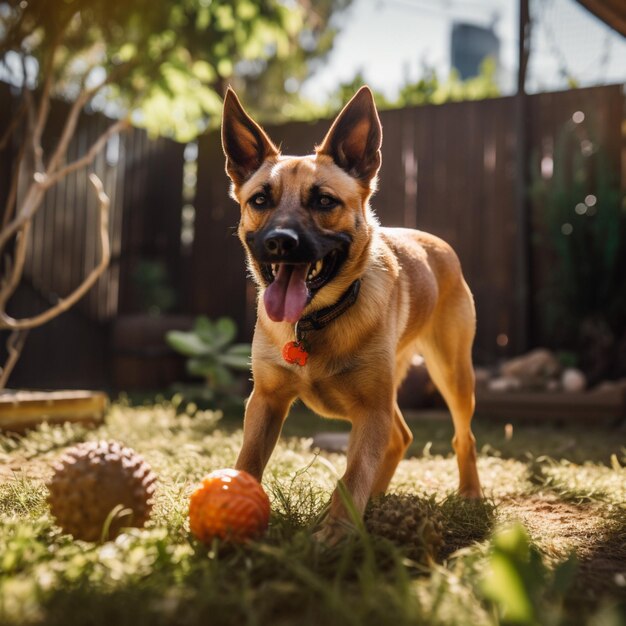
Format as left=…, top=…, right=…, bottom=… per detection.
left=418, top=279, right=482, bottom=498
left=371, top=403, right=413, bottom=495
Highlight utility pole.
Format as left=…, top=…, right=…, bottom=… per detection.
left=515, top=0, right=531, bottom=354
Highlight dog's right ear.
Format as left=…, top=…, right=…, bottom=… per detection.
left=222, top=88, right=279, bottom=186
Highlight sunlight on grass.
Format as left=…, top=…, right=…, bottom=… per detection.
left=0, top=401, right=624, bottom=625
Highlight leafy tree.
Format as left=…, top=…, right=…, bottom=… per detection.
left=284, top=57, right=501, bottom=122
left=230, top=0, right=353, bottom=124
left=397, top=57, right=500, bottom=107
left=0, top=0, right=346, bottom=386
left=326, top=70, right=391, bottom=112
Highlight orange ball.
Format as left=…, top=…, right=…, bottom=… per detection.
left=189, top=469, right=270, bottom=544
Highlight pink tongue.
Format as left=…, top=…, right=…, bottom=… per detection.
left=263, top=264, right=309, bottom=323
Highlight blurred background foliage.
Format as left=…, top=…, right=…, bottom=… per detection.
left=0, top=0, right=353, bottom=140
left=0, top=0, right=501, bottom=139
left=531, top=117, right=626, bottom=383
left=166, top=316, right=252, bottom=410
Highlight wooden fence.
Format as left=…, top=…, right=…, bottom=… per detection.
left=0, top=83, right=185, bottom=387
left=0, top=82, right=623, bottom=388
left=193, top=84, right=624, bottom=364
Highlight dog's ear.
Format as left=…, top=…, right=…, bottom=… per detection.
left=317, top=86, right=382, bottom=184
left=222, top=87, right=279, bottom=186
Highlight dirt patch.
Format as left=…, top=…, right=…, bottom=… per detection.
left=499, top=493, right=626, bottom=599
left=0, top=456, right=52, bottom=482
left=500, top=494, right=604, bottom=555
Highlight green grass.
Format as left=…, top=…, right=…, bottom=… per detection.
left=0, top=400, right=625, bottom=626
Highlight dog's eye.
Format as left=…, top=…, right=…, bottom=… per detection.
left=315, top=194, right=339, bottom=210
left=249, top=193, right=270, bottom=209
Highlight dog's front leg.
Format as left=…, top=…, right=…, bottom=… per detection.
left=235, top=387, right=294, bottom=481
left=316, top=403, right=393, bottom=545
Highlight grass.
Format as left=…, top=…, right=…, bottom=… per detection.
left=0, top=398, right=625, bottom=626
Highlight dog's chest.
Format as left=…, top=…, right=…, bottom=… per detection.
left=291, top=356, right=363, bottom=419
left=297, top=378, right=353, bottom=419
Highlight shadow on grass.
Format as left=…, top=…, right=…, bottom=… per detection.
left=435, top=494, right=497, bottom=559
left=571, top=509, right=626, bottom=605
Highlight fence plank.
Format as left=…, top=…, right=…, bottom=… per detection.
left=1, top=84, right=622, bottom=389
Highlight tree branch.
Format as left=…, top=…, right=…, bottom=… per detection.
left=31, top=36, right=61, bottom=174
left=0, top=329, right=29, bottom=389
left=0, top=174, right=110, bottom=331
left=44, top=87, right=95, bottom=176
left=44, top=58, right=136, bottom=177
left=0, top=180, right=44, bottom=258
left=0, top=113, right=127, bottom=257
left=42, top=118, right=130, bottom=189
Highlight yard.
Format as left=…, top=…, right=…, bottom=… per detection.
left=1, top=401, right=624, bottom=625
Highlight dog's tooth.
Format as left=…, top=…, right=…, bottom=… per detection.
left=308, top=259, right=322, bottom=279
left=271, top=264, right=278, bottom=276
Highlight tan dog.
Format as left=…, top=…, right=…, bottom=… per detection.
left=222, top=86, right=482, bottom=543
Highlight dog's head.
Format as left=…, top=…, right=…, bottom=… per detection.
left=222, top=86, right=382, bottom=324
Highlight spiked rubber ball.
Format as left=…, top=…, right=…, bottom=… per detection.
left=47, top=440, right=157, bottom=542
left=189, top=469, right=270, bottom=544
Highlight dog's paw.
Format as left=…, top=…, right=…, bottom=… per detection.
left=458, top=485, right=483, bottom=499
left=312, top=518, right=354, bottom=547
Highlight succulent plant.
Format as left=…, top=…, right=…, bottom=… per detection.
left=364, top=494, right=444, bottom=564
left=166, top=316, right=252, bottom=410
left=166, top=316, right=251, bottom=385
left=47, top=440, right=157, bottom=542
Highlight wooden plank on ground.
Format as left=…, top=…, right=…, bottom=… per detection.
left=476, top=384, right=626, bottom=423
left=0, top=390, right=108, bottom=432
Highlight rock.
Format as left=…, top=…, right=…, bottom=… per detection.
left=487, top=376, right=522, bottom=392
left=310, top=432, right=349, bottom=453
left=500, top=348, right=561, bottom=389
left=561, top=368, right=587, bottom=392
left=474, top=367, right=491, bottom=390
left=546, top=379, right=561, bottom=392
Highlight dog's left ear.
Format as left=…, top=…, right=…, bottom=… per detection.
left=222, top=87, right=279, bottom=186
left=317, top=86, right=382, bottom=184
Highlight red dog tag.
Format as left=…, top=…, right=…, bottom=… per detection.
left=282, top=341, right=309, bottom=366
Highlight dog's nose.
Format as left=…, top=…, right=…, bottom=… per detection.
left=263, top=228, right=299, bottom=257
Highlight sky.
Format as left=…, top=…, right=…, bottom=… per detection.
left=301, top=0, right=626, bottom=102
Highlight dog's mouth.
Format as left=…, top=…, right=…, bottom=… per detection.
left=260, top=248, right=346, bottom=323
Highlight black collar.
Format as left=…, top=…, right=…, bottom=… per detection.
left=297, top=280, right=361, bottom=333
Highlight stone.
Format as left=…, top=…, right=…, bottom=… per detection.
left=487, top=376, right=522, bottom=392
left=474, top=367, right=491, bottom=390
left=500, top=348, right=561, bottom=389
left=546, top=379, right=561, bottom=392
left=311, top=432, right=349, bottom=453
left=561, top=368, right=587, bottom=392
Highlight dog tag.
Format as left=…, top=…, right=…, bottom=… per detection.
left=282, top=341, right=309, bottom=366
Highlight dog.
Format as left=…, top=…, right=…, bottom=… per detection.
left=221, top=86, right=482, bottom=543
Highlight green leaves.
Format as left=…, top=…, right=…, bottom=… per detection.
left=165, top=316, right=251, bottom=392
left=2, top=0, right=337, bottom=140
left=481, top=524, right=577, bottom=626
left=482, top=525, right=540, bottom=624
left=165, top=331, right=208, bottom=358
